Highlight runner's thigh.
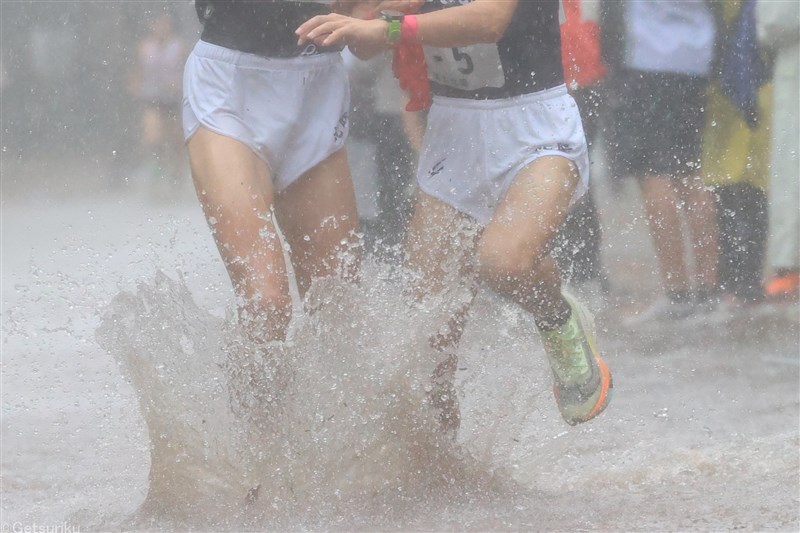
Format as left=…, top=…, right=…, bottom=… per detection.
left=480, top=155, right=579, bottom=269
left=188, top=127, right=290, bottom=301
left=274, top=148, right=360, bottom=297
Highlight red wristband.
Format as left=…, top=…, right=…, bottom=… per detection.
left=401, top=14, right=419, bottom=43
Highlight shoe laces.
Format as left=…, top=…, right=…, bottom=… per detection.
left=543, top=315, right=591, bottom=384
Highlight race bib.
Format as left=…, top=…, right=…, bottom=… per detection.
left=424, top=44, right=506, bottom=91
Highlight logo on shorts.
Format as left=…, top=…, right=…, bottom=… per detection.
left=203, top=4, right=214, bottom=19
left=557, top=142, right=574, bottom=152
left=334, top=112, right=349, bottom=141
left=535, top=143, right=574, bottom=154
left=427, top=158, right=446, bottom=178
left=299, top=44, right=319, bottom=57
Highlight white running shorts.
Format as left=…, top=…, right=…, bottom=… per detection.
left=183, top=40, right=350, bottom=192
left=416, top=85, right=589, bottom=224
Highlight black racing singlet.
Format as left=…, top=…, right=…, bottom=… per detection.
left=195, top=0, right=340, bottom=57
left=420, top=0, right=565, bottom=99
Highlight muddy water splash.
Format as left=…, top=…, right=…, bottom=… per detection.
left=95, top=265, right=519, bottom=530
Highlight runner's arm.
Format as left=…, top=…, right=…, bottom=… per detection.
left=296, top=0, right=518, bottom=56
left=406, top=0, right=518, bottom=47
left=332, top=0, right=378, bottom=18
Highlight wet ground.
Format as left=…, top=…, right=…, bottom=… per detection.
left=2, top=175, right=798, bottom=531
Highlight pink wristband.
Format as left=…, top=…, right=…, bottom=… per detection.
left=401, top=14, right=419, bottom=43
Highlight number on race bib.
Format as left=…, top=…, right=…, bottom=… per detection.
left=424, top=43, right=506, bottom=91
left=451, top=48, right=474, bottom=75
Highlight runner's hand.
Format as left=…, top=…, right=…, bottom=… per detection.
left=296, top=14, right=386, bottom=49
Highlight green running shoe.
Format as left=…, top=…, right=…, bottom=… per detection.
left=539, top=292, right=613, bottom=426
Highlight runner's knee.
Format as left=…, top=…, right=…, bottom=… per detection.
left=477, top=236, right=536, bottom=283
left=237, top=289, right=293, bottom=340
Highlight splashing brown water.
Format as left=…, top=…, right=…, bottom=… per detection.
left=96, top=268, right=522, bottom=530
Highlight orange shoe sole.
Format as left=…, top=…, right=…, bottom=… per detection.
left=557, top=356, right=614, bottom=426
left=765, top=272, right=800, bottom=299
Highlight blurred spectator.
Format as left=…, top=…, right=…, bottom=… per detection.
left=24, top=20, right=79, bottom=154
left=342, top=49, right=380, bottom=237
left=345, top=50, right=417, bottom=260
left=757, top=1, right=800, bottom=300
left=551, top=0, right=608, bottom=299
left=610, top=1, right=720, bottom=325
left=703, top=0, right=772, bottom=307
left=128, top=13, right=187, bottom=194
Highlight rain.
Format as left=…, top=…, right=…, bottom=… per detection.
left=2, top=1, right=798, bottom=531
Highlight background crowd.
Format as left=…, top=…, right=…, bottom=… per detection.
left=345, top=0, right=799, bottom=325
left=2, top=0, right=798, bottom=325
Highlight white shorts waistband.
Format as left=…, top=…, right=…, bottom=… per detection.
left=431, top=84, right=569, bottom=110
left=191, top=40, right=342, bottom=70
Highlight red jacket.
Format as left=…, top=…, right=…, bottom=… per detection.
left=561, top=0, right=607, bottom=88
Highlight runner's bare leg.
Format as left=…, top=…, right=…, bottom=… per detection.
left=275, top=148, right=361, bottom=298
left=188, top=127, right=292, bottom=341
